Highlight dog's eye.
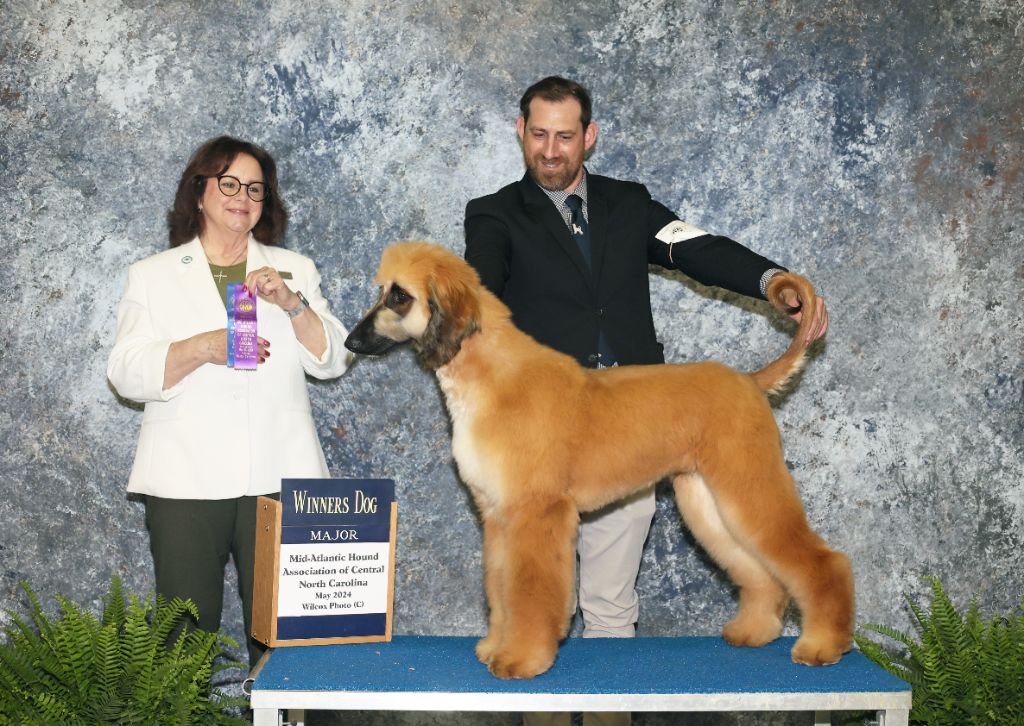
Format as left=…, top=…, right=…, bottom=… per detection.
left=389, top=286, right=412, bottom=306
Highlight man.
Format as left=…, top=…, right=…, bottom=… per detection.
left=464, top=76, right=827, bottom=726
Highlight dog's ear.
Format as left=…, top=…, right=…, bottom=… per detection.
left=418, top=267, right=481, bottom=369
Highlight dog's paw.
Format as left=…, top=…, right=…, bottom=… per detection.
left=790, top=634, right=851, bottom=666
left=487, top=647, right=556, bottom=679
left=475, top=634, right=500, bottom=665
left=722, top=614, right=783, bottom=648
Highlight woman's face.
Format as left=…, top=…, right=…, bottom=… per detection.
left=200, top=152, right=264, bottom=240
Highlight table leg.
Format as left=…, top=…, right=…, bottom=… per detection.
left=879, top=708, right=909, bottom=726
left=252, top=708, right=278, bottom=726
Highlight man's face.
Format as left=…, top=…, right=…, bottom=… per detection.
left=517, top=98, right=598, bottom=192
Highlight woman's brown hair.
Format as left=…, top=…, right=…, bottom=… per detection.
left=167, top=136, right=288, bottom=247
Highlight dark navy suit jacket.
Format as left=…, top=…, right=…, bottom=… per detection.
left=465, top=172, right=782, bottom=368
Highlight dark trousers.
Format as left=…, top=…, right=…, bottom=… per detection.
left=144, top=493, right=278, bottom=667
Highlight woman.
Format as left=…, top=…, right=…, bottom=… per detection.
left=107, top=136, right=351, bottom=666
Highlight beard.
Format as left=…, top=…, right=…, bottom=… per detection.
left=524, top=153, right=582, bottom=192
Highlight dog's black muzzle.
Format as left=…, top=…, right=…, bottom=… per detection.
left=344, top=315, right=402, bottom=356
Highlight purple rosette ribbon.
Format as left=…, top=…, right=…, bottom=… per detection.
left=227, top=282, right=258, bottom=370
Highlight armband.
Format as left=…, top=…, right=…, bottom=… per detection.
left=656, top=220, right=708, bottom=263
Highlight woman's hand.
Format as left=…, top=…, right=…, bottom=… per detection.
left=246, top=266, right=301, bottom=313
left=244, top=266, right=327, bottom=357
left=193, top=328, right=230, bottom=365
left=192, top=329, right=271, bottom=365
left=163, top=329, right=270, bottom=390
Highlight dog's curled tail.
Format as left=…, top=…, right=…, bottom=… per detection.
left=750, top=272, right=818, bottom=396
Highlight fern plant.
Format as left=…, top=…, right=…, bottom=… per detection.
left=0, top=576, right=249, bottom=725
left=855, top=577, right=1024, bottom=725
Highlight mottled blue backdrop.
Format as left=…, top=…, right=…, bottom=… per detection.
left=2, top=1, right=1021, bottom=724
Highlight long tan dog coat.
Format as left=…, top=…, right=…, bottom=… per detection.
left=345, top=242, right=853, bottom=679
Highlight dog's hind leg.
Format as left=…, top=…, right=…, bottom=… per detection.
left=673, top=473, right=787, bottom=647
left=486, top=496, right=578, bottom=679
left=748, top=516, right=852, bottom=666
left=476, top=516, right=508, bottom=666
left=697, top=460, right=854, bottom=666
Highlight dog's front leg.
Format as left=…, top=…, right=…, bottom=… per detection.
left=486, top=497, right=579, bottom=679
left=476, top=516, right=508, bottom=665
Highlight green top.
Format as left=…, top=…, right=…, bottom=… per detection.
left=209, top=261, right=247, bottom=307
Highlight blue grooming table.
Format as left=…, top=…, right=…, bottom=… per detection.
left=248, top=636, right=911, bottom=725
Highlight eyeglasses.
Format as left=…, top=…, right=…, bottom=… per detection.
left=216, top=175, right=269, bottom=202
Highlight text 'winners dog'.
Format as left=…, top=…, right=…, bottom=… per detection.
left=345, top=241, right=853, bottom=679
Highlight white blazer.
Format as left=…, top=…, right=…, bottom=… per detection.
left=107, top=237, right=351, bottom=499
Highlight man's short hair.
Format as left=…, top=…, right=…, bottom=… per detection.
left=519, top=76, right=593, bottom=129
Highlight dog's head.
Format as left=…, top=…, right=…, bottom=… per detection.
left=344, top=242, right=482, bottom=370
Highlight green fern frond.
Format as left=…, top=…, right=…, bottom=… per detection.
left=858, top=577, right=1024, bottom=725
left=54, top=595, right=101, bottom=699
left=0, top=626, right=45, bottom=692
left=85, top=622, right=124, bottom=722
left=19, top=581, right=54, bottom=644
left=130, top=604, right=163, bottom=720
left=152, top=593, right=199, bottom=645
left=0, top=577, right=246, bottom=724
left=853, top=632, right=922, bottom=690
left=101, top=576, right=126, bottom=630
